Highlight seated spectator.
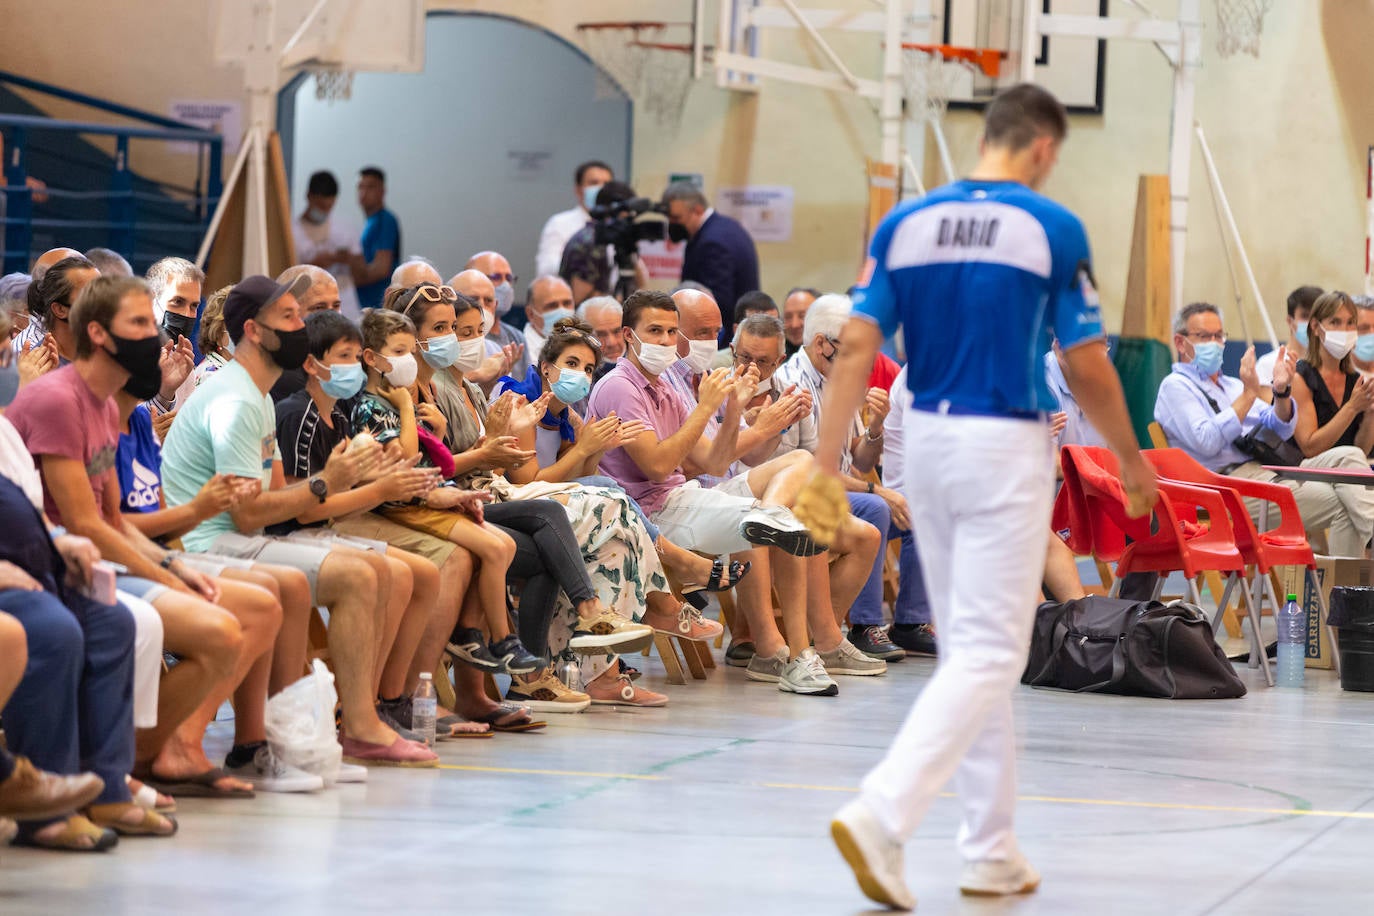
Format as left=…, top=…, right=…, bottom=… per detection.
left=270, top=265, right=346, bottom=401
left=0, top=611, right=107, bottom=825
left=291, top=170, right=362, bottom=317
left=449, top=269, right=525, bottom=387
left=1292, top=290, right=1374, bottom=458
left=577, top=295, right=625, bottom=363
left=21, top=255, right=99, bottom=365
left=2, top=272, right=57, bottom=390
left=190, top=285, right=234, bottom=391
left=1045, top=339, right=1108, bottom=449
left=466, top=250, right=526, bottom=343
left=146, top=258, right=203, bottom=411
left=1, top=272, right=30, bottom=338
left=1352, top=294, right=1374, bottom=375
left=390, top=258, right=442, bottom=300
left=5, top=275, right=249, bottom=805
left=536, top=159, right=612, bottom=278
left=84, top=248, right=132, bottom=278
left=711, top=290, right=779, bottom=369
left=1155, top=301, right=1374, bottom=555
left=522, top=275, right=576, bottom=370
left=160, top=274, right=436, bottom=767
left=1257, top=285, right=1321, bottom=388
left=591, top=289, right=864, bottom=696
left=782, top=287, right=818, bottom=357
left=775, top=295, right=933, bottom=659
left=9, top=249, right=79, bottom=360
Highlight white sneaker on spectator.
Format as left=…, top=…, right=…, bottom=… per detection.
left=227, top=745, right=325, bottom=793
left=959, top=851, right=1041, bottom=897
left=831, top=799, right=915, bottom=911
left=332, top=762, right=368, bottom=785
left=779, top=648, right=839, bottom=696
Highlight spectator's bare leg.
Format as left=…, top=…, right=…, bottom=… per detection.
left=1044, top=534, right=1087, bottom=603
left=315, top=553, right=395, bottom=746
left=380, top=548, right=438, bottom=700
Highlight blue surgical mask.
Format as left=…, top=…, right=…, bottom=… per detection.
left=550, top=367, right=591, bottom=404
left=320, top=361, right=365, bottom=400
left=420, top=333, right=459, bottom=369
left=583, top=184, right=604, bottom=211
left=1191, top=341, right=1224, bottom=376
left=1355, top=334, right=1374, bottom=363
left=542, top=307, right=575, bottom=332
left=1295, top=322, right=1309, bottom=348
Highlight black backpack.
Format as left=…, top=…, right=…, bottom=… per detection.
left=1022, top=596, right=1247, bottom=699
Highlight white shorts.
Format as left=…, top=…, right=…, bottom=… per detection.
left=650, top=481, right=758, bottom=556
left=116, top=590, right=163, bottom=730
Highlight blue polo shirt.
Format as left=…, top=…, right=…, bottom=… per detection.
left=357, top=207, right=401, bottom=310
left=855, top=179, right=1104, bottom=418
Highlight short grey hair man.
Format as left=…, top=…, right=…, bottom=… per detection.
left=733, top=312, right=786, bottom=349
left=576, top=295, right=622, bottom=323
left=662, top=182, right=709, bottom=210
left=577, top=294, right=626, bottom=362
left=85, top=247, right=133, bottom=278
left=1172, top=302, right=1221, bottom=336
left=278, top=263, right=341, bottom=313
left=802, top=293, right=852, bottom=344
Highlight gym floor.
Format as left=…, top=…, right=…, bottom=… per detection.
left=2, top=628, right=1370, bottom=915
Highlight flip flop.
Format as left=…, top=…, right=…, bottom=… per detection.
left=472, top=702, right=547, bottom=733
left=12, top=814, right=117, bottom=852
left=435, top=715, right=494, bottom=740
left=134, top=767, right=255, bottom=800
left=127, top=776, right=177, bottom=814
left=85, top=802, right=178, bottom=837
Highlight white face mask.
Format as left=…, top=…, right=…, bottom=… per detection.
left=494, top=282, right=515, bottom=317
left=453, top=336, right=487, bottom=373
left=382, top=352, right=418, bottom=388
left=630, top=331, right=679, bottom=377
left=682, top=339, right=718, bottom=374
left=1323, top=329, right=1358, bottom=360
left=480, top=307, right=495, bottom=337
left=753, top=375, right=773, bottom=398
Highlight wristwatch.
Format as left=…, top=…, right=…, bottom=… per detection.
left=867, top=480, right=876, bottom=494
left=1272, top=385, right=1291, bottom=399
left=160, top=553, right=177, bottom=570
left=308, top=476, right=329, bottom=504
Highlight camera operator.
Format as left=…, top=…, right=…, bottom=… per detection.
left=558, top=181, right=664, bottom=304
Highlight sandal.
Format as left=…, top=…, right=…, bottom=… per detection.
left=13, top=814, right=118, bottom=852
left=133, top=766, right=255, bottom=800
left=435, top=715, right=494, bottom=740
left=681, top=559, right=751, bottom=609
left=86, top=802, right=178, bottom=837
left=127, top=776, right=177, bottom=814
left=471, top=702, right=547, bottom=733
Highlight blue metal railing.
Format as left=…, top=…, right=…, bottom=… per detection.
left=0, top=71, right=224, bottom=274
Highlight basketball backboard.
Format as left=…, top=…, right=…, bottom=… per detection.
left=213, top=0, right=425, bottom=74
left=933, top=0, right=1107, bottom=112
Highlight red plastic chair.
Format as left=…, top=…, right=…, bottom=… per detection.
left=1065, top=445, right=1272, bottom=685
left=1142, top=448, right=1339, bottom=678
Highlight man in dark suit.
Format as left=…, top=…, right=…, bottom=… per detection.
left=663, top=182, right=760, bottom=346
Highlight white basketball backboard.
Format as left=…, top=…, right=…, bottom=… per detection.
left=213, top=0, right=426, bottom=73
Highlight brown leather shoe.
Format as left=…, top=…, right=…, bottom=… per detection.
left=0, top=756, right=105, bottom=820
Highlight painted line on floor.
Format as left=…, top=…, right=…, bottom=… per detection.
left=437, top=764, right=1374, bottom=822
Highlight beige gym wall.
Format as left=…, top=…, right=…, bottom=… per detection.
left=1, top=1, right=1369, bottom=335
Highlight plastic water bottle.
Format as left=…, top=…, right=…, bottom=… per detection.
left=1276, top=594, right=1306, bottom=688
left=412, top=673, right=437, bottom=745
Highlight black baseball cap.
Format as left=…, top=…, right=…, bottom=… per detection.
left=224, top=273, right=313, bottom=343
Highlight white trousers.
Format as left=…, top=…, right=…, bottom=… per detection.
left=117, top=590, right=164, bottom=730
left=859, top=409, right=1054, bottom=863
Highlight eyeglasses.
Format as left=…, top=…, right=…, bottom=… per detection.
left=401, top=284, right=457, bottom=317
left=1185, top=331, right=1227, bottom=344
left=487, top=272, right=517, bottom=285
left=733, top=351, right=781, bottom=373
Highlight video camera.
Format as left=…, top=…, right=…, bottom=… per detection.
left=588, top=196, right=669, bottom=271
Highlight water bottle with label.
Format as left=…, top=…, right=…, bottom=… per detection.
left=1276, top=593, right=1305, bottom=688
left=412, top=672, right=437, bottom=745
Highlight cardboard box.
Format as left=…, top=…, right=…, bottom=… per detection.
left=1284, top=557, right=1371, bottom=670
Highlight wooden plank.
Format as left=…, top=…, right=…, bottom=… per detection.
left=1121, top=174, right=1172, bottom=343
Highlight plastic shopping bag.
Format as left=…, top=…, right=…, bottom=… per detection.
left=265, top=659, right=343, bottom=786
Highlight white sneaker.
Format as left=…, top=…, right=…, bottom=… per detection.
left=226, top=746, right=325, bottom=793
left=739, top=505, right=825, bottom=557
left=333, top=762, right=368, bottom=784
left=831, top=799, right=915, bottom=911
left=959, top=851, right=1041, bottom=897
left=819, top=638, right=889, bottom=677
left=779, top=648, right=839, bottom=696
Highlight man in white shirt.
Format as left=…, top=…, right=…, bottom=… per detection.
left=522, top=275, right=577, bottom=363
left=534, top=160, right=613, bottom=279
left=291, top=171, right=362, bottom=318
left=1256, top=285, right=1320, bottom=387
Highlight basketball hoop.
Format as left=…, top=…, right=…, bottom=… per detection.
left=1215, top=0, right=1273, bottom=58
left=577, top=22, right=698, bottom=128
left=311, top=66, right=355, bottom=103
left=901, top=44, right=1001, bottom=125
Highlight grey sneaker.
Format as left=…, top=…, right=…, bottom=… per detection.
left=779, top=648, right=839, bottom=696
left=819, top=638, right=889, bottom=677
left=831, top=798, right=916, bottom=911
left=959, top=851, right=1041, bottom=897
left=745, top=646, right=789, bottom=683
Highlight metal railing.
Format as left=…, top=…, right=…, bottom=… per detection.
left=0, top=71, right=224, bottom=274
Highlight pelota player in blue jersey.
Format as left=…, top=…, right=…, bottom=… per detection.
left=817, top=84, right=1158, bottom=910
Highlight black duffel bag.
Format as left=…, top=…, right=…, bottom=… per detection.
left=1022, top=596, right=1246, bottom=699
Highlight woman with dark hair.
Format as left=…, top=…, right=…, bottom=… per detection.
left=1292, top=290, right=1374, bottom=457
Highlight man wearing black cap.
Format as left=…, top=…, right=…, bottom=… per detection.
left=161, top=274, right=437, bottom=767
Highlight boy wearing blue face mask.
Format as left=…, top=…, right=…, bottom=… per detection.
left=1256, top=285, right=1321, bottom=389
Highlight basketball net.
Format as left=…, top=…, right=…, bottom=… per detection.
left=578, top=23, right=694, bottom=129
left=1215, top=0, right=1273, bottom=58
left=901, top=47, right=968, bottom=126
left=311, top=66, right=355, bottom=103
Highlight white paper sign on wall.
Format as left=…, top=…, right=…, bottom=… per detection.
left=169, top=100, right=242, bottom=155
left=716, top=185, right=794, bottom=243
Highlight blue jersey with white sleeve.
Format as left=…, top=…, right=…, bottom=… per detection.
left=854, top=179, right=1104, bottom=418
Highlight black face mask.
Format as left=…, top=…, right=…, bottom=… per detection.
left=667, top=222, right=689, bottom=244
left=105, top=332, right=164, bottom=400
left=162, top=311, right=195, bottom=341
left=260, top=324, right=311, bottom=371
